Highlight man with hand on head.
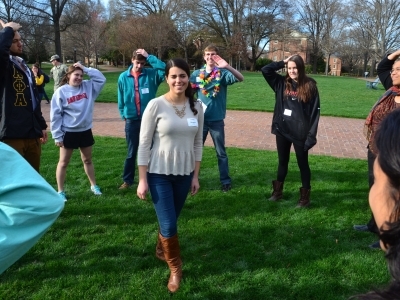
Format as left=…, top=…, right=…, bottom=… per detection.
left=0, top=20, right=48, bottom=173
left=117, top=49, right=166, bottom=190
left=190, top=44, right=244, bottom=192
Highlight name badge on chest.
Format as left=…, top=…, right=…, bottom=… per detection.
left=187, top=118, right=198, bottom=127
left=284, top=109, right=292, bottom=116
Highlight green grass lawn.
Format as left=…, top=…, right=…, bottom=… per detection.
left=40, top=65, right=383, bottom=120
left=0, top=137, right=388, bottom=299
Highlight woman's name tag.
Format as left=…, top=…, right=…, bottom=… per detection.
left=284, top=109, right=292, bottom=116
left=187, top=118, right=198, bottom=127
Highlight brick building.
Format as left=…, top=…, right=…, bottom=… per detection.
left=266, top=30, right=342, bottom=76
left=329, top=55, right=342, bottom=76
left=267, top=31, right=309, bottom=65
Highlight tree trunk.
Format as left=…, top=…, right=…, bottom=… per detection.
left=53, top=19, right=62, bottom=60
left=325, top=53, right=331, bottom=76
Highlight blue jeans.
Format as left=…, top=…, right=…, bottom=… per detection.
left=148, top=172, right=193, bottom=237
left=122, top=119, right=141, bottom=185
left=203, top=120, right=231, bottom=185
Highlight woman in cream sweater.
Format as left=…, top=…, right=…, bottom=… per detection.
left=137, top=58, right=204, bottom=293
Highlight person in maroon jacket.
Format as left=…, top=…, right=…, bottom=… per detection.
left=0, top=20, right=48, bottom=172
left=353, top=50, right=400, bottom=249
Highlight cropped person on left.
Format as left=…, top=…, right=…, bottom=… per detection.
left=50, top=62, right=106, bottom=201
left=0, top=20, right=48, bottom=173
left=137, top=58, right=203, bottom=293
left=0, top=142, right=64, bottom=274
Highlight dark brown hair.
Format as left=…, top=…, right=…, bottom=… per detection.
left=165, top=58, right=198, bottom=115
left=284, top=55, right=317, bottom=103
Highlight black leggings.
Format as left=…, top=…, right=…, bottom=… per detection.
left=276, top=135, right=311, bottom=189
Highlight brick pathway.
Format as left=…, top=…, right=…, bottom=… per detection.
left=40, top=103, right=367, bottom=160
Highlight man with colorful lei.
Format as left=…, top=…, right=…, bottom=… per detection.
left=190, top=44, right=244, bottom=192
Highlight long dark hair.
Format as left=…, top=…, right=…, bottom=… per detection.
left=59, top=65, right=83, bottom=87
left=352, top=108, right=400, bottom=299
left=284, top=55, right=317, bottom=103
left=165, top=58, right=198, bottom=115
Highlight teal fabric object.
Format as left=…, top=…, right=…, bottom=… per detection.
left=0, top=142, right=64, bottom=274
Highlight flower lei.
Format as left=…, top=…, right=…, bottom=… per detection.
left=195, top=65, right=221, bottom=98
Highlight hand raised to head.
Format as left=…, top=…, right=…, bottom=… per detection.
left=284, top=55, right=297, bottom=64
left=136, top=49, right=149, bottom=58
left=73, top=62, right=84, bottom=69
left=0, top=20, right=22, bottom=31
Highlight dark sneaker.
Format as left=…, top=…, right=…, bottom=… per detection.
left=353, top=224, right=369, bottom=232
left=222, top=184, right=231, bottom=192
left=369, top=241, right=381, bottom=249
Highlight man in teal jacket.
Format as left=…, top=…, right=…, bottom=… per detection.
left=118, top=49, right=166, bottom=189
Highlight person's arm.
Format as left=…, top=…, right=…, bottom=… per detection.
left=50, top=90, right=65, bottom=144
left=191, top=103, right=204, bottom=196
left=377, top=50, right=400, bottom=90
left=213, top=55, right=244, bottom=82
left=0, top=21, right=20, bottom=77
left=304, top=86, right=321, bottom=151
left=136, top=100, right=158, bottom=199
left=117, top=75, right=125, bottom=120
left=191, top=161, right=201, bottom=196
left=75, top=62, right=106, bottom=100
left=34, top=106, right=48, bottom=143
left=261, top=60, right=285, bottom=91
left=146, top=53, right=166, bottom=86
left=137, top=165, right=149, bottom=200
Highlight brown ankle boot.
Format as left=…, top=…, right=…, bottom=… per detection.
left=160, top=234, right=182, bottom=293
left=268, top=180, right=283, bottom=201
left=156, top=232, right=166, bottom=261
left=297, top=187, right=311, bottom=207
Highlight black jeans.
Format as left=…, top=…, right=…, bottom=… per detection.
left=275, top=135, right=311, bottom=189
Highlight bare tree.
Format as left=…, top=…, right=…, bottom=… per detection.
left=23, top=0, right=92, bottom=60
left=296, top=0, right=333, bottom=73
left=319, top=0, right=347, bottom=75
left=63, top=1, right=107, bottom=67
left=350, top=0, right=400, bottom=76
left=337, top=31, right=364, bottom=76
left=244, top=0, right=289, bottom=71
left=189, top=0, right=246, bottom=53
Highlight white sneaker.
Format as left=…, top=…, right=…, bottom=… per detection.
left=90, top=185, right=102, bottom=195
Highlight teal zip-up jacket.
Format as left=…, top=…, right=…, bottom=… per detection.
left=118, top=55, right=165, bottom=120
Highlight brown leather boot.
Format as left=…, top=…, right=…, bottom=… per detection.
left=268, top=180, right=283, bottom=201
left=160, top=234, right=182, bottom=293
left=297, top=187, right=311, bottom=207
left=156, top=232, right=166, bottom=261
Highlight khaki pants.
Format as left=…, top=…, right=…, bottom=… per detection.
left=3, top=139, right=42, bottom=173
